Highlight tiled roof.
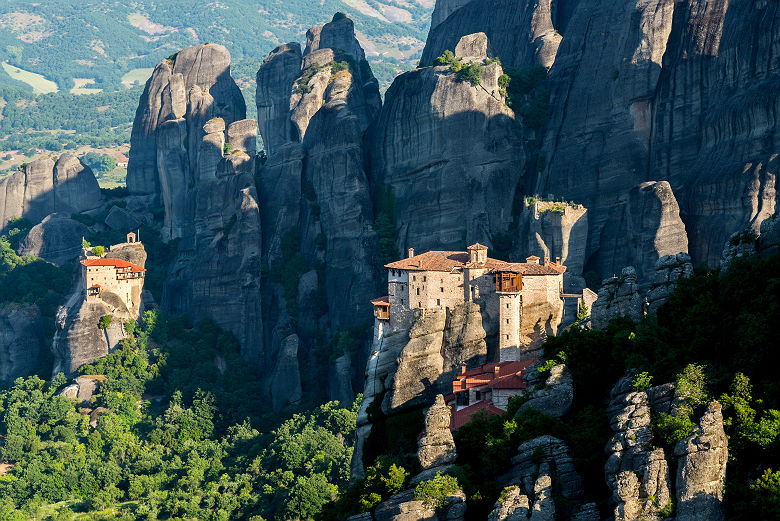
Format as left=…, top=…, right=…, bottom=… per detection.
left=467, top=243, right=488, bottom=250
left=385, top=251, right=505, bottom=272
left=385, top=249, right=565, bottom=275
left=450, top=401, right=505, bottom=430
left=81, top=258, right=146, bottom=272
left=492, top=261, right=566, bottom=275
left=371, top=296, right=390, bottom=305
left=453, top=360, right=536, bottom=393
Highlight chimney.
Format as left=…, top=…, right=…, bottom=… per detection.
left=555, top=256, right=561, bottom=264
left=494, top=365, right=500, bottom=377
left=461, top=363, right=466, bottom=375
left=408, top=248, right=415, bottom=258
left=544, top=256, right=550, bottom=265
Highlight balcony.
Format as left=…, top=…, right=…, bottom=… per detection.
left=495, top=272, right=522, bottom=293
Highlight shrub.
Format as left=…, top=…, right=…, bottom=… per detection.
left=632, top=371, right=653, bottom=392
left=654, top=412, right=695, bottom=446
left=98, top=314, right=113, bottom=330
left=91, top=245, right=105, bottom=256
left=414, top=473, right=460, bottom=508
left=675, top=363, right=709, bottom=415
left=459, top=63, right=483, bottom=86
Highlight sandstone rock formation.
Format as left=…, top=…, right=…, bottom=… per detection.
left=352, top=302, right=486, bottom=477
left=599, top=182, right=689, bottom=284
left=422, top=0, right=561, bottom=69
left=417, top=394, right=457, bottom=469
left=605, top=377, right=673, bottom=521
left=518, top=363, right=574, bottom=419
left=104, top=205, right=142, bottom=231
left=126, top=43, right=245, bottom=200
left=498, top=436, right=587, bottom=521
left=758, top=214, right=780, bottom=258
left=371, top=33, right=521, bottom=253
left=161, top=117, right=263, bottom=360
left=257, top=14, right=381, bottom=341
left=124, top=43, right=262, bottom=362
left=0, top=156, right=101, bottom=231
left=535, top=0, right=780, bottom=269
left=591, top=267, right=643, bottom=329
left=646, top=253, right=693, bottom=314
left=266, top=334, right=303, bottom=411
left=0, top=303, right=45, bottom=383
left=17, top=213, right=89, bottom=266
left=369, top=487, right=466, bottom=521
left=674, top=401, right=728, bottom=521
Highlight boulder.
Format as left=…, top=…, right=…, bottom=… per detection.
left=518, top=364, right=574, bottom=419
left=17, top=213, right=89, bottom=265
left=591, top=267, right=643, bottom=329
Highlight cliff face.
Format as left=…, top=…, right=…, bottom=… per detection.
left=0, top=156, right=101, bottom=232
left=125, top=43, right=263, bottom=362
left=371, top=34, right=523, bottom=253
left=126, top=43, right=246, bottom=203
left=422, top=0, right=561, bottom=69
left=536, top=0, right=779, bottom=270
left=0, top=304, right=45, bottom=383
left=255, top=15, right=381, bottom=397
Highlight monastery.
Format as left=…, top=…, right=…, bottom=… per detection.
left=372, top=243, right=567, bottom=361
left=81, top=232, right=146, bottom=312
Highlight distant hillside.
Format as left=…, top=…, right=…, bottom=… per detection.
left=0, top=0, right=431, bottom=91
left=0, top=0, right=432, bottom=180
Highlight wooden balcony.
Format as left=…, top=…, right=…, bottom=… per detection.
left=375, top=306, right=390, bottom=320
left=495, top=272, right=522, bottom=293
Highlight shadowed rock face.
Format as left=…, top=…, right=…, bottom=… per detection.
left=422, top=0, right=561, bottom=69
left=599, top=181, right=688, bottom=283
left=0, top=156, right=101, bottom=231
left=18, top=213, right=89, bottom=266
left=371, top=39, right=522, bottom=253
left=535, top=0, right=780, bottom=269
left=0, top=304, right=45, bottom=383
left=161, top=118, right=263, bottom=360
left=255, top=14, right=381, bottom=395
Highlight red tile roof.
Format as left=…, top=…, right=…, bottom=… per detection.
left=450, top=401, right=505, bottom=430
left=371, top=296, right=390, bottom=305
left=467, top=243, right=488, bottom=251
left=81, top=258, right=146, bottom=272
left=385, top=249, right=565, bottom=275
left=453, top=360, right=536, bottom=393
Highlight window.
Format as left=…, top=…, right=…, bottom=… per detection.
left=437, top=299, right=441, bottom=306
left=413, top=275, right=416, bottom=282
left=506, top=334, right=510, bottom=340
left=416, top=288, right=420, bottom=296
left=440, top=287, right=444, bottom=292
left=506, top=303, right=510, bottom=309
left=506, top=319, right=510, bottom=324
left=418, top=301, right=422, bottom=308
left=423, top=276, right=427, bottom=282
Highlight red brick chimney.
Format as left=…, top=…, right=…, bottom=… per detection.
left=408, top=248, right=415, bottom=258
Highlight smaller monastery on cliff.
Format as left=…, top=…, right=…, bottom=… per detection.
left=81, top=232, right=146, bottom=312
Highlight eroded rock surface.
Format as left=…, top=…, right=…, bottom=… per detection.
left=417, top=394, right=457, bottom=469
left=518, top=364, right=574, bottom=419
left=646, top=253, right=693, bottom=314
left=591, top=267, right=643, bottom=329
left=266, top=334, right=303, bottom=411
left=0, top=304, right=45, bottom=383
left=498, top=436, right=587, bottom=521
left=605, top=377, right=672, bottom=521
left=0, top=156, right=101, bottom=231
left=674, top=402, right=728, bottom=521
left=371, top=33, right=521, bottom=253
left=17, top=213, right=89, bottom=266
